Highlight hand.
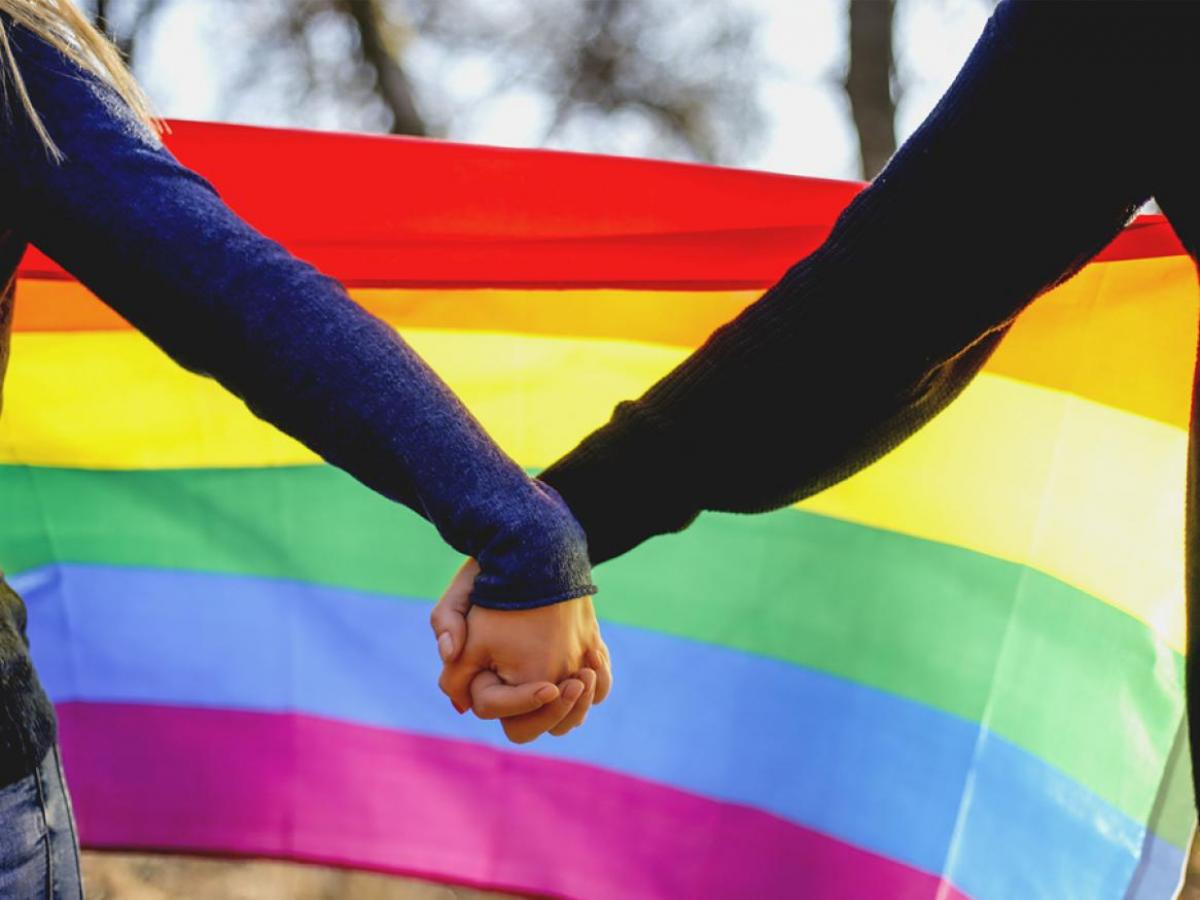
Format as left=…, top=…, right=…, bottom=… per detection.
left=431, top=559, right=613, bottom=743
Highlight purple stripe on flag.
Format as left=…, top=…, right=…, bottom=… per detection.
left=57, top=701, right=967, bottom=900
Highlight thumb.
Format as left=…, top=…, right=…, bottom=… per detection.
left=429, top=559, right=479, bottom=663
left=430, top=599, right=467, bottom=664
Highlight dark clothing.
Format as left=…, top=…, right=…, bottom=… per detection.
left=541, top=0, right=1200, bottom=797
left=0, top=578, right=54, bottom=796
left=543, top=0, right=1185, bottom=561
left=0, top=20, right=594, bottom=787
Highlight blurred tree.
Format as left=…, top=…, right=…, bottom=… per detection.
left=844, top=0, right=896, bottom=180
left=409, top=0, right=762, bottom=163
left=86, top=0, right=762, bottom=165
left=89, top=0, right=166, bottom=65
left=88, top=0, right=429, bottom=135
left=336, top=0, right=426, bottom=134
left=215, top=0, right=430, bottom=136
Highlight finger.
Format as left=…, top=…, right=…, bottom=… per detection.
left=438, top=653, right=485, bottom=714
left=501, top=677, right=586, bottom=745
left=429, top=560, right=479, bottom=663
left=470, top=671, right=560, bottom=719
left=549, top=667, right=596, bottom=736
left=587, top=645, right=613, bottom=705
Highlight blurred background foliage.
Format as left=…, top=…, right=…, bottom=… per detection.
left=83, top=0, right=998, bottom=180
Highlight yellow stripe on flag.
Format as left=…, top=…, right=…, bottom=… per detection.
left=15, top=255, right=1196, bottom=427
left=0, top=327, right=1185, bottom=650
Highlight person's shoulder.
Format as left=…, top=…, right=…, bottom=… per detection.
left=1, top=12, right=69, bottom=74
left=0, top=13, right=161, bottom=160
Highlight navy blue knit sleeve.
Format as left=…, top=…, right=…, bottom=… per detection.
left=0, top=24, right=593, bottom=609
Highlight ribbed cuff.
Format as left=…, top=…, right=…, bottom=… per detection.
left=467, top=481, right=598, bottom=610
left=469, top=582, right=597, bottom=612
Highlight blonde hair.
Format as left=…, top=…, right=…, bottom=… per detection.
left=0, top=0, right=162, bottom=160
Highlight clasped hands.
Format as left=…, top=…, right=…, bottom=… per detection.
left=430, top=559, right=612, bottom=742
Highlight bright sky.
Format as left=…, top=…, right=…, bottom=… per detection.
left=135, top=0, right=995, bottom=181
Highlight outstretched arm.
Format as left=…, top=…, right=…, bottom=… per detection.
left=541, top=0, right=1161, bottom=564
left=0, top=21, right=593, bottom=620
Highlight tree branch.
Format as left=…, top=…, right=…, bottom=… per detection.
left=845, top=0, right=896, bottom=180
left=337, top=0, right=427, bottom=136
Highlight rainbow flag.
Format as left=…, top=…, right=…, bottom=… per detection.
left=4, top=121, right=1196, bottom=899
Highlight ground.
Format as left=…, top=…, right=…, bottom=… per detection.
left=80, top=853, right=527, bottom=900
left=79, top=837, right=1200, bottom=898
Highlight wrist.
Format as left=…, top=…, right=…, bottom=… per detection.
left=539, top=401, right=700, bottom=565
left=468, top=479, right=597, bottom=610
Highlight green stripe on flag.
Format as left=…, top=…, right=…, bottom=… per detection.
left=0, top=463, right=1187, bottom=843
